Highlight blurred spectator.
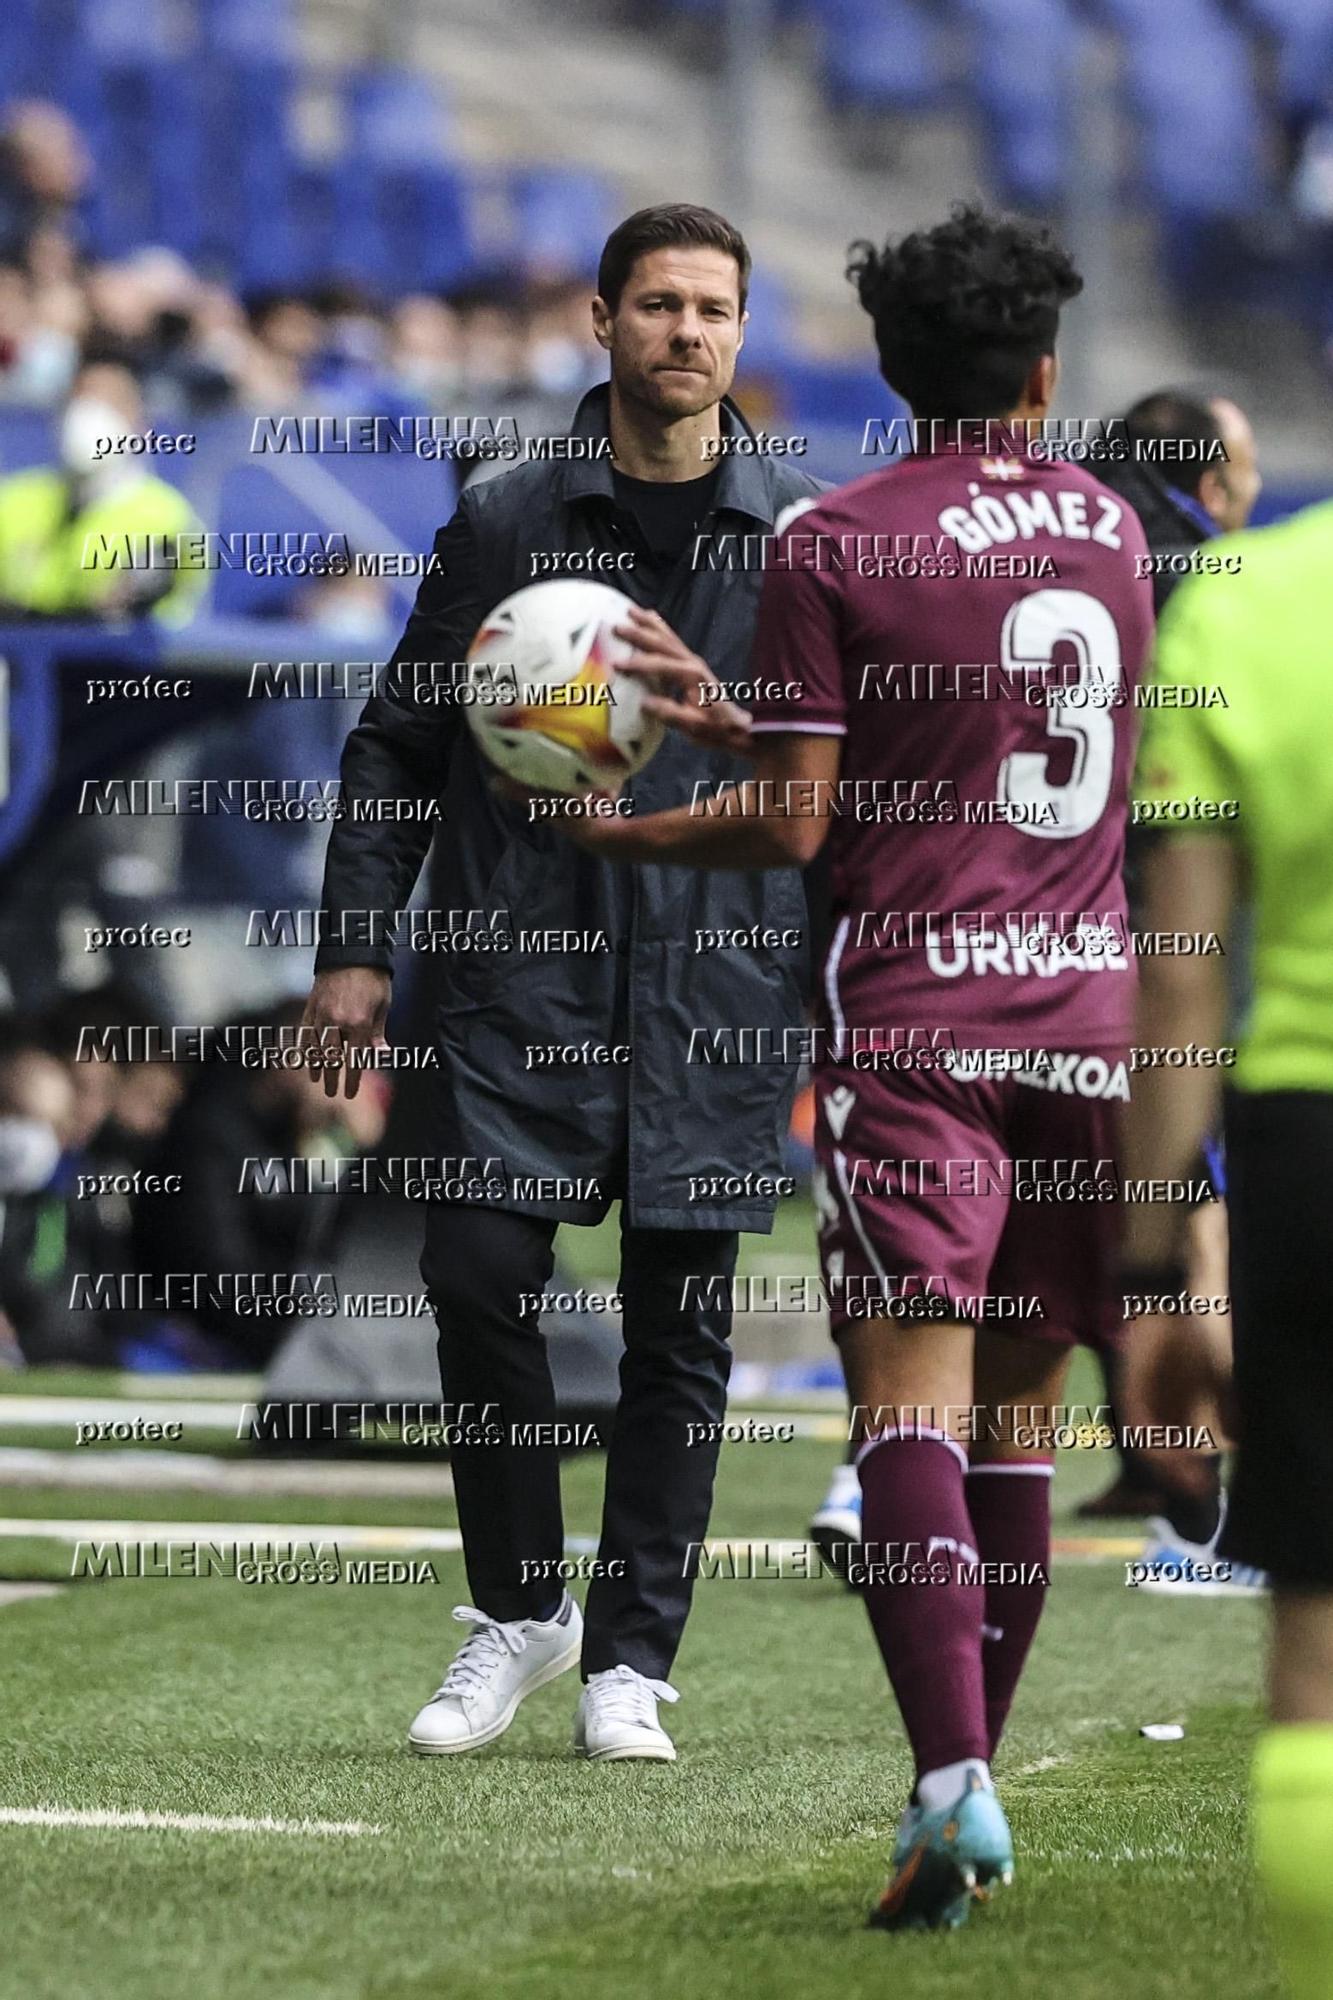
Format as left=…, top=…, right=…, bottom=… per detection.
left=0, top=1024, right=78, bottom=1366
left=0, top=101, right=90, bottom=268
left=96, top=1053, right=183, bottom=1168
left=134, top=1002, right=387, bottom=1368
left=32, top=993, right=182, bottom=1364
left=387, top=293, right=464, bottom=404
left=37, top=991, right=126, bottom=1155
left=0, top=356, right=207, bottom=621
left=85, top=259, right=163, bottom=356
left=0, top=991, right=387, bottom=1371
left=246, top=290, right=327, bottom=401
left=0, top=1025, right=71, bottom=1197
left=0, top=260, right=85, bottom=403
left=1097, top=389, right=1261, bottom=614
left=526, top=275, right=606, bottom=397
left=85, top=250, right=235, bottom=411
left=305, top=279, right=398, bottom=404
left=0, top=1002, right=125, bottom=1368
left=451, top=282, right=531, bottom=398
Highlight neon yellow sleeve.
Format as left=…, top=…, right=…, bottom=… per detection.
left=1133, top=573, right=1242, bottom=823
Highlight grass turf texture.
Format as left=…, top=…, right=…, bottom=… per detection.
left=1, top=1425, right=1278, bottom=1999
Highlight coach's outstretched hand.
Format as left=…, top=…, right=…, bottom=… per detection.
left=302, top=966, right=392, bottom=1098
left=615, top=606, right=753, bottom=754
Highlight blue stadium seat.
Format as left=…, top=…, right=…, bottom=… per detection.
left=76, top=0, right=176, bottom=57
left=323, top=69, right=470, bottom=291
left=508, top=166, right=616, bottom=279
left=1240, top=0, right=1330, bottom=33
left=142, top=60, right=212, bottom=265
left=325, top=150, right=473, bottom=294
left=1109, top=4, right=1271, bottom=300
left=810, top=0, right=946, bottom=115
left=0, top=410, right=58, bottom=476
left=195, top=0, right=296, bottom=59
left=0, top=0, right=44, bottom=97
left=954, top=0, right=1078, bottom=211
left=735, top=264, right=796, bottom=372
left=195, top=55, right=301, bottom=283
left=1237, top=0, right=1333, bottom=117
left=1120, top=7, right=1268, bottom=218
left=1085, top=0, right=1170, bottom=25
left=274, top=162, right=341, bottom=289
left=777, top=357, right=905, bottom=431
left=344, top=67, right=454, bottom=165
left=651, top=0, right=806, bottom=18
left=81, top=57, right=183, bottom=256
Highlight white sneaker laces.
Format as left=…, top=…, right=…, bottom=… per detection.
left=434, top=1606, right=529, bottom=1701
left=586, top=1664, right=679, bottom=1726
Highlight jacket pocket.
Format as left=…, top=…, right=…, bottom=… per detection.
left=442, top=833, right=551, bottom=1002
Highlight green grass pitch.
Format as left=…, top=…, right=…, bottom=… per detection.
left=0, top=1405, right=1280, bottom=2000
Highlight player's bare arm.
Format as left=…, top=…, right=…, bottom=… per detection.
left=613, top=605, right=754, bottom=752
left=553, top=729, right=842, bottom=868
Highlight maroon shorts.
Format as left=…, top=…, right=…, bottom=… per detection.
left=812, top=1047, right=1128, bottom=1349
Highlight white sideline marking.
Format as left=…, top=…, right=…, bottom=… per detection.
left=0, top=1517, right=464, bottom=1552
left=110, top=1373, right=262, bottom=1398
left=0, top=1806, right=379, bottom=1837
left=0, top=1446, right=454, bottom=1501
left=1008, top=1753, right=1072, bottom=1779
left=0, top=1584, right=63, bottom=1607
left=0, top=1397, right=248, bottom=1433
left=0, top=1397, right=846, bottom=1438
left=0, top=1522, right=1132, bottom=1569
left=1031, top=1842, right=1195, bottom=1865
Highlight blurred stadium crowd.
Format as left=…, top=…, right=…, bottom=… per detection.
left=0, top=990, right=384, bottom=1372
left=0, top=95, right=608, bottom=421
left=0, top=0, right=1327, bottom=1385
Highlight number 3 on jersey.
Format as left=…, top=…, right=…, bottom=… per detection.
left=997, top=587, right=1122, bottom=839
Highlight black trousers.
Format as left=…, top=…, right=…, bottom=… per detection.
left=1221, top=1089, right=1333, bottom=1586
left=420, top=1205, right=738, bottom=1680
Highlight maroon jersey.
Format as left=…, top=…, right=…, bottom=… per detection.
left=747, top=446, right=1155, bottom=1052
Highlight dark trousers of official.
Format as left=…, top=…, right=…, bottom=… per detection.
left=420, top=1205, right=738, bottom=1681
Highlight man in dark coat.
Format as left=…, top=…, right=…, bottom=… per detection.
left=1098, top=388, right=1261, bottom=613
left=305, top=204, right=821, bottom=1761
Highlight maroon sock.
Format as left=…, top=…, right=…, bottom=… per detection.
left=965, top=1462, right=1053, bottom=1757
left=857, top=1430, right=989, bottom=1780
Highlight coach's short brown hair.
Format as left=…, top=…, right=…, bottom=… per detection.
left=597, top=204, right=750, bottom=314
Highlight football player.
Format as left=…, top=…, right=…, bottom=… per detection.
left=554, top=206, right=1154, bottom=1928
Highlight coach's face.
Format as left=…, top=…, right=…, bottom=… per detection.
left=594, top=247, right=745, bottom=420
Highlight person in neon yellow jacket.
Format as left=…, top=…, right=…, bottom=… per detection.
left=0, top=359, right=207, bottom=625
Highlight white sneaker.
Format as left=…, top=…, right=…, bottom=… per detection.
left=1137, top=1517, right=1268, bottom=1597
left=408, top=1596, right=582, bottom=1754
left=574, top=1664, right=680, bottom=1762
left=810, top=1461, right=862, bottom=1582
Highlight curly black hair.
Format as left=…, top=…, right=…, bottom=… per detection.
left=847, top=204, right=1083, bottom=423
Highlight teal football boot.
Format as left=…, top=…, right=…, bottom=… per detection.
left=869, top=1772, right=1014, bottom=1931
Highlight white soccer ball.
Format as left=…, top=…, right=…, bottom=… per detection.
left=463, top=579, right=665, bottom=796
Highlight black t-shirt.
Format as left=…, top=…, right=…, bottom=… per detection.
left=611, top=466, right=721, bottom=582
